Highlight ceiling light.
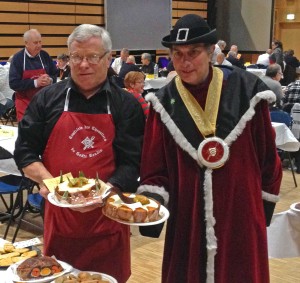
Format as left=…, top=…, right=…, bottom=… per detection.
left=287, top=14, right=295, bottom=20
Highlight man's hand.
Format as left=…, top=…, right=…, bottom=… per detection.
left=39, top=183, right=50, bottom=199
left=23, top=161, right=53, bottom=199
left=36, top=74, right=52, bottom=87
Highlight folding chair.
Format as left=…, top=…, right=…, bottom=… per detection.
left=2, top=177, right=41, bottom=242
left=5, top=189, right=43, bottom=242
left=0, top=175, right=31, bottom=223
left=0, top=96, right=16, bottom=126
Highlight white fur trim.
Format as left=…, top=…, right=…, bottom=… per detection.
left=262, top=191, right=280, bottom=203
left=204, top=168, right=217, bottom=283
left=147, top=89, right=275, bottom=283
left=225, top=90, right=275, bottom=146
left=137, top=184, right=169, bottom=206
left=146, top=92, right=202, bottom=166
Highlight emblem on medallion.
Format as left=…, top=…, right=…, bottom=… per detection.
left=198, top=137, right=229, bottom=169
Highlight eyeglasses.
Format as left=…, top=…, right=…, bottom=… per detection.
left=69, top=51, right=109, bottom=65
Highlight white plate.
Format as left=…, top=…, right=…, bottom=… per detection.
left=72, top=270, right=117, bottom=283
left=47, top=192, right=103, bottom=208
left=6, top=259, right=73, bottom=283
left=103, top=205, right=169, bottom=226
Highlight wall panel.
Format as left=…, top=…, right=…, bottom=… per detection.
left=0, top=2, right=28, bottom=12
left=0, top=0, right=207, bottom=60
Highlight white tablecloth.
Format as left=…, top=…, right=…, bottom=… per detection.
left=144, top=77, right=168, bottom=90
left=272, top=122, right=300, bottom=152
left=0, top=125, right=20, bottom=176
left=246, top=68, right=266, bottom=78
left=1, top=122, right=298, bottom=177
left=267, top=202, right=300, bottom=258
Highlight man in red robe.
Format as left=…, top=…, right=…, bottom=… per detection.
left=137, top=14, right=282, bottom=283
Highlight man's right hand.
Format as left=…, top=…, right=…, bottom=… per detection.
left=22, top=161, right=53, bottom=199
left=39, top=183, right=50, bottom=199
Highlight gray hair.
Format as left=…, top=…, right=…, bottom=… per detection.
left=67, top=24, right=112, bottom=51
left=266, top=63, right=282, bottom=78
left=217, top=40, right=226, bottom=49
left=141, top=53, right=152, bottom=61
left=121, top=48, right=129, bottom=55
left=23, top=29, right=40, bottom=42
left=127, top=55, right=136, bottom=63
left=228, top=51, right=237, bottom=58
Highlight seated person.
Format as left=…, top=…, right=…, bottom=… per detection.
left=256, top=49, right=272, bottom=68
left=282, top=79, right=300, bottom=113
left=260, top=63, right=284, bottom=108
left=124, top=71, right=149, bottom=118
left=0, top=60, right=14, bottom=116
left=215, top=52, right=232, bottom=66
left=211, top=39, right=226, bottom=64
left=111, top=48, right=129, bottom=74
left=56, top=53, right=70, bottom=80
left=226, top=51, right=245, bottom=69
left=140, top=53, right=156, bottom=74
left=119, top=55, right=141, bottom=80
left=284, top=49, right=299, bottom=69
left=229, top=44, right=245, bottom=65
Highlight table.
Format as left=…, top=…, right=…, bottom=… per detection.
left=246, top=68, right=266, bottom=78
left=1, top=122, right=298, bottom=176
left=144, top=77, right=168, bottom=90
left=267, top=202, right=300, bottom=258
left=272, top=122, right=300, bottom=152
left=0, top=125, right=20, bottom=176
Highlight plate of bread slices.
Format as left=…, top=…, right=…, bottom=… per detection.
left=0, top=240, right=40, bottom=268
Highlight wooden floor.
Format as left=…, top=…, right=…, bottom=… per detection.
left=1, top=168, right=300, bottom=282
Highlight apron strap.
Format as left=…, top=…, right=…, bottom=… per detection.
left=64, top=88, right=71, bottom=111
left=64, top=89, right=111, bottom=113
left=23, top=51, right=45, bottom=71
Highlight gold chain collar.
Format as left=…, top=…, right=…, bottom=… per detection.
left=175, top=67, right=223, bottom=137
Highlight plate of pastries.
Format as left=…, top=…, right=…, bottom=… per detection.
left=102, top=192, right=169, bottom=226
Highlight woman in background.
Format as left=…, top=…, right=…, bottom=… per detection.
left=56, top=53, right=70, bottom=80
left=124, top=71, right=149, bottom=118
left=270, top=40, right=284, bottom=70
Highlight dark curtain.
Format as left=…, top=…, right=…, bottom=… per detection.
left=207, top=0, right=217, bottom=29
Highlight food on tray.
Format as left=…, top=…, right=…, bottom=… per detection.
left=51, top=171, right=107, bottom=205
left=55, top=271, right=110, bottom=282
left=0, top=242, right=37, bottom=267
left=16, top=255, right=63, bottom=280
left=103, top=193, right=161, bottom=223
left=2, top=242, right=14, bottom=253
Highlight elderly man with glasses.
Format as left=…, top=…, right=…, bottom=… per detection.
left=260, top=63, right=284, bottom=108
left=14, top=24, right=145, bottom=283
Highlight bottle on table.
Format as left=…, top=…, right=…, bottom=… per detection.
left=154, top=64, right=159, bottom=79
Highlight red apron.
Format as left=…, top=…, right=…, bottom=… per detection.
left=42, top=89, right=131, bottom=283
left=15, top=53, right=46, bottom=121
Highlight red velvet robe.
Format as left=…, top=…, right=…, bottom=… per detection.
left=138, top=67, right=282, bottom=283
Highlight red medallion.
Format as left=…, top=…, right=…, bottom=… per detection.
left=198, top=137, right=229, bottom=169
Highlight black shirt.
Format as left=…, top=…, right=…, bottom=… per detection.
left=14, top=77, right=145, bottom=191
left=140, top=62, right=155, bottom=74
